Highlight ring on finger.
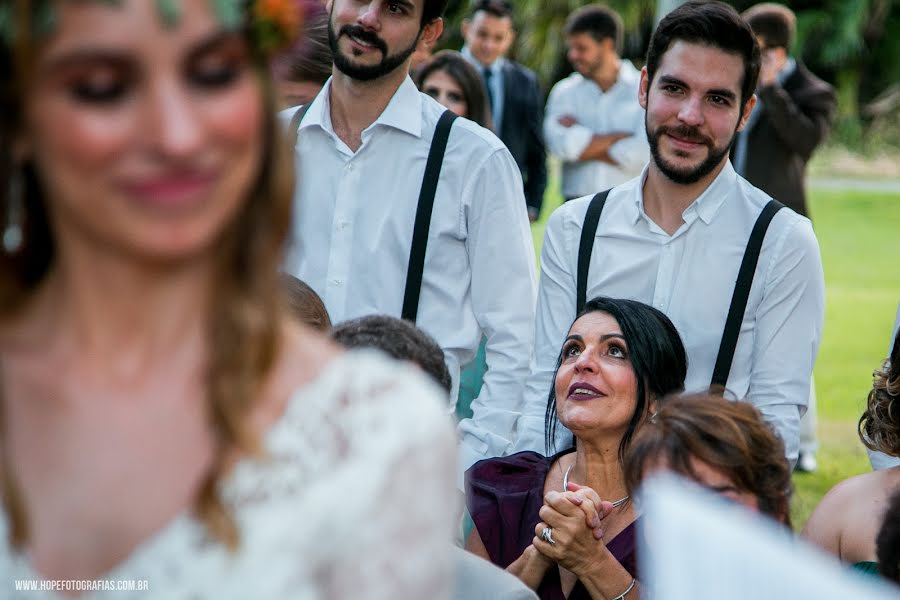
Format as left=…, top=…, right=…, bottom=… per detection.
left=541, top=526, right=556, bottom=545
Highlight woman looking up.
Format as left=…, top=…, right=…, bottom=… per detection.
left=466, top=297, right=687, bottom=600
left=0, top=1, right=454, bottom=597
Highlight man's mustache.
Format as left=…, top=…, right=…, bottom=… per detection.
left=339, top=25, right=388, bottom=55
left=657, top=124, right=714, bottom=147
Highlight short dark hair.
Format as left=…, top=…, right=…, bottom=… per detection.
left=877, top=489, right=900, bottom=582
left=415, top=50, right=493, bottom=129
left=742, top=3, right=796, bottom=50
left=545, top=297, right=688, bottom=461
left=469, top=0, right=513, bottom=20
left=423, top=0, right=451, bottom=25
left=564, top=4, right=623, bottom=54
left=331, top=315, right=452, bottom=395
left=624, top=392, right=793, bottom=528
left=645, top=1, right=760, bottom=107
left=280, top=274, right=331, bottom=332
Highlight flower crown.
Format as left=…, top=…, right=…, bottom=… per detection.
left=0, top=0, right=307, bottom=57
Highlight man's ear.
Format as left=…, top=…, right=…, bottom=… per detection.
left=736, top=93, right=757, bottom=132
left=421, top=17, right=444, bottom=47
left=461, top=18, right=470, bottom=39
left=638, top=66, right=649, bottom=110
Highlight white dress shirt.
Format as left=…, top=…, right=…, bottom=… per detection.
left=514, top=162, right=825, bottom=462
left=285, top=77, right=537, bottom=478
left=544, top=61, right=649, bottom=199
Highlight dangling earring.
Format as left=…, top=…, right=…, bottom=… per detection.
left=3, top=167, right=24, bottom=254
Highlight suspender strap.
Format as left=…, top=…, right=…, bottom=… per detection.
left=401, top=110, right=458, bottom=322
left=711, top=199, right=785, bottom=388
left=576, top=190, right=611, bottom=314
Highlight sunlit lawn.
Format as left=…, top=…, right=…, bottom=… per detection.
left=531, top=176, right=900, bottom=530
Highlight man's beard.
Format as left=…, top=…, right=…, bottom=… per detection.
left=646, top=116, right=737, bottom=185
left=328, top=22, right=419, bottom=81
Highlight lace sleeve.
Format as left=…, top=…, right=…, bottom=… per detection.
left=295, top=352, right=458, bottom=600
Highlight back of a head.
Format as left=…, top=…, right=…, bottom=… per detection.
left=742, top=3, right=796, bottom=50
left=859, top=329, right=900, bottom=457
left=469, top=0, right=513, bottom=20
left=645, top=1, right=760, bottom=106
left=564, top=4, right=624, bottom=54
left=281, top=274, right=331, bottom=332
left=625, top=392, right=792, bottom=526
left=331, top=315, right=452, bottom=395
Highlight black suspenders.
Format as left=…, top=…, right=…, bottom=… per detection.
left=290, top=104, right=458, bottom=324
left=401, top=110, right=458, bottom=322
left=576, top=193, right=785, bottom=389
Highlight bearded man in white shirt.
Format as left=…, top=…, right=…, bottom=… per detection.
left=285, top=0, right=538, bottom=479
left=514, top=1, right=825, bottom=466
left=544, top=4, right=650, bottom=201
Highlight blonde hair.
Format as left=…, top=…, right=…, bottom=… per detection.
left=0, top=0, right=295, bottom=550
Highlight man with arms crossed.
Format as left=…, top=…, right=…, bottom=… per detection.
left=515, top=1, right=825, bottom=465
left=544, top=4, right=649, bottom=201
left=285, top=0, right=537, bottom=478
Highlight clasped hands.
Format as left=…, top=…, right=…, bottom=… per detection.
left=531, top=482, right=617, bottom=575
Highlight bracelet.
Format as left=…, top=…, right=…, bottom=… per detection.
left=610, top=578, right=636, bottom=600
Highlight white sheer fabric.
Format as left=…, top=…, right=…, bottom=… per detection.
left=0, top=350, right=457, bottom=599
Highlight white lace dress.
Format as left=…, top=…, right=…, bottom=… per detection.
left=0, top=351, right=457, bottom=599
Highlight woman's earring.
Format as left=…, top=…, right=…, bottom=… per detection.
left=4, top=168, right=24, bottom=254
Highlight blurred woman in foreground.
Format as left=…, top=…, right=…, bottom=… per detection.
left=0, top=1, right=453, bottom=596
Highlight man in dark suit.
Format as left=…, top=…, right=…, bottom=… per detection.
left=462, top=0, right=547, bottom=221
left=734, top=3, right=836, bottom=218
left=736, top=3, right=836, bottom=474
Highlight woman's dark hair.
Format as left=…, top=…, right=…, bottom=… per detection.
left=645, top=1, right=760, bottom=107
left=563, top=4, right=623, bottom=54
left=859, top=329, right=900, bottom=457
left=545, top=296, right=688, bottom=464
left=271, top=9, right=332, bottom=86
left=624, top=392, right=793, bottom=528
left=876, top=489, right=900, bottom=583
left=415, top=50, right=493, bottom=129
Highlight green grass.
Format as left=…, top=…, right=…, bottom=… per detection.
left=530, top=178, right=900, bottom=530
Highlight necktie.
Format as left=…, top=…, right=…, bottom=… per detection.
left=482, top=68, right=495, bottom=113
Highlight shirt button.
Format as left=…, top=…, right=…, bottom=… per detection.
left=331, top=279, right=343, bottom=286
left=346, top=163, right=353, bottom=172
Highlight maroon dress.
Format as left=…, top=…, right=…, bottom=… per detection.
left=466, top=450, right=639, bottom=600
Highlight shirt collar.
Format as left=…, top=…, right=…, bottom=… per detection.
left=461, top=46, right=505, bottom=74
left=630, top=160, right=736, bottom=227
left=778, top=58, right=796, bottom=84
left=300, top=76, right=423, bottom=139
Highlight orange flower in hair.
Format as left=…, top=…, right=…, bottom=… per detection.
left=252, top=0, right=305, bottom=55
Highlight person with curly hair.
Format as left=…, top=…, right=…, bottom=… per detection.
left=803, top=330, right=900, bottom=576
left=624, top=392, right=793, bottom=528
